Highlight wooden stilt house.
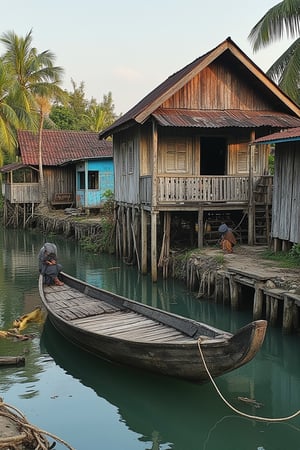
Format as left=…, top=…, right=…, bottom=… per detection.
left=0, top=130, right=113, bottom=226
left=100, top=37, right=300, bottom=281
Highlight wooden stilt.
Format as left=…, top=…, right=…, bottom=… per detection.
left=214, top=272, right=223, bottom=302
left=197, top=208, right=204, bottom=248
left=141, top=209, right=148, bottom=274
left=131, top=221, right=140, bottom=272
left=273, top=238, right=281, bottom=253
left=222, top=274, right=230, bottom=304
left=151, top=211, right=157, bottom=282
left=158, top=212, right=171, bottom=279
left=265, top=294, right=270, bottom=320
left=270, top=297, right=278, bottom=326
left=126, top=207, right=132, bottom=262
left=253, top=282, right=264, bottom=320
left=229, top=275, right=239, bottom=310
left=283, top=295, right=294, bottom=334
left=293, top=304, right=299, bottom=330
left=121, top=206, right=127, bottom=257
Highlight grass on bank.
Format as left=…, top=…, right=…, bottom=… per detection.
left=262, top=243, right=300, bottom=268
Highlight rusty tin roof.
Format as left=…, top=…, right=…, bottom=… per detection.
left=254, top=127, right=300, bottom=144
left=152, top=109, right=300, bottom=128
left=17, top=130, right=113, bottom=166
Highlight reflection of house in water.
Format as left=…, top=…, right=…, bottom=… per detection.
left=42, top=319, right=300, bottom=450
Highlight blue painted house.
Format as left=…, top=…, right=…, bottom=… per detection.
left=1, top=130, right=113, bottom=213
left=76, top=158, right=114, bottom=209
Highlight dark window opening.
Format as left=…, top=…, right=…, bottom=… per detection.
left=88, top=171, right=99, bottom=189
left=78, top=172, right=85, bottom=189
left=200, top=137, right=227, bottom=175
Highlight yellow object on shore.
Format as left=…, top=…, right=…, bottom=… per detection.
left=13, top=307, right=44, bottom=331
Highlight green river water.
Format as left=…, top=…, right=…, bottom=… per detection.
left=0, top=227, right=299, bottom=450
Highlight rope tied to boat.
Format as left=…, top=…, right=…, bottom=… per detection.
left=197, top=338, right=300, bottom=422
left=0, top=398, right=75, bottom=449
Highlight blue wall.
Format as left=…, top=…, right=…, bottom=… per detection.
left=76, top=159, right=114, bottom=208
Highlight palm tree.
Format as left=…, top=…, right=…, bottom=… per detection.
left=0, top=58, right=20, bottom=163
left=0, top=30, right=66, bottom=206
left=248, top=0, right=300, bottom=104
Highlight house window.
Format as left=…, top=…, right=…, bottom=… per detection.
left=88, top=171, right=99, bottom=189
left=78, top=172, right=85, bottom=189
left=165, top=140, right=188, bottom=173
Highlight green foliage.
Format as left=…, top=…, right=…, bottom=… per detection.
left=289, top=243, right=300, bottom=262
left=214, top=253, right=225, bottom=265
left=262, top=246, right=300, bottom=268
left=50, top=81, right=118, bottom=132
left=268, top=152, right=275, bottom=175
left=0, top=30, right=119, bottom=164
left=248, top=1, right=300, bottom=104
left=80, top=217, right=115, bottom=254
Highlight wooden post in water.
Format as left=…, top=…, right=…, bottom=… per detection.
left=265, top=294, right=270, bottom=321
left=214, top=272, right=223, bottom=302
left=253, top=282, right=264, bottom=320
left=126, top=207, right=132, bottom=262
left=270, top=297, right=278, bottom=326
left=151, top=211, right=157, bottom=282
left=222, top=274, right=230, bottom=304
left=197, top=208, right=204, bottom=248
left=141, top=209, right=148, bottom=274
left=283, top=294, right=294, bottom=334
left=229, top=274, right=239, bottom=309
left=248, top=140, right=255, bottom=245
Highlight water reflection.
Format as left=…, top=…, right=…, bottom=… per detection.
left=41, top=318, right=300, bottom=450
left=0, top=227, right=300, bottom=449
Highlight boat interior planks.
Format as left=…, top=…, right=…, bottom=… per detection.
left=43, top=283, right=193, bottom=343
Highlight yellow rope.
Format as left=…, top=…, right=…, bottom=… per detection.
left=0, top=399, right=75, bottom=450
left=197, top=338, right=300, bottom=422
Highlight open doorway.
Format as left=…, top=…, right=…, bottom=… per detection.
left=200, top=137, right=227, bottom=175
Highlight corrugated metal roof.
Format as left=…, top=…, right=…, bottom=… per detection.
left=17, top=130, right=113, bottom=166
left=254, top=127, right=300, bottom=144
left=0, top=162, right=27, bottom=173
left=152, top=109, right=300, bottom=128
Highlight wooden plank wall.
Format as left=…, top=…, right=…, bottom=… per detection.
left=114, top=132, right=140, bottom=204
left=272, top=142, right=300, bottom=244
left=161, top=60, right=275, bottom=111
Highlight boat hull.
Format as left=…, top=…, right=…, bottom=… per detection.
left=39, top=273, right=267, bottom=382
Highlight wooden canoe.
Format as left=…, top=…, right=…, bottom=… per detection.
left=38, top=272, right=267, bottom=382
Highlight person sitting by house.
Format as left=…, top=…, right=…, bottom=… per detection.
left=38, top=242, right=64, bottom=286
left=218, top=223, right=236, bottom=254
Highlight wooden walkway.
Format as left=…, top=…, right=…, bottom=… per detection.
left=43, top=284, right=195, bottom=344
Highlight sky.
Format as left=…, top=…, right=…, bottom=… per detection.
left=0, top=0, right=294, bottom=116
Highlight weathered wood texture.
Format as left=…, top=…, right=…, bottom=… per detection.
left=3, top=183, right=41, bottom=204
left=272, top=142, right=300, bottom=243
left=2, top=167, right=75, bottom=205
left=39, top=273, right=267, bottom=381
left=161, top=60, right=277, bottom=110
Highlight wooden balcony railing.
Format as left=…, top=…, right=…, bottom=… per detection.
left=3, top=183, right=41, bottom=204
left=140, top=175, right=273, bottom=205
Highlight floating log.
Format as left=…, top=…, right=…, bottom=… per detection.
left=0, top=356, right=25, bottom=367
